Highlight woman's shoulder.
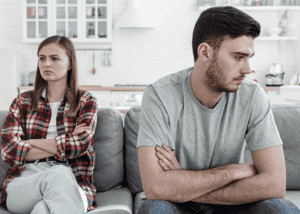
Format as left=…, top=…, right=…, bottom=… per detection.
left=78, top=90, right=97, bottom=103
left=13, top=91, right=33, bottom=106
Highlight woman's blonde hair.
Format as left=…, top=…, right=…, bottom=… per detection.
left=30, top=35, right=83, bottom=117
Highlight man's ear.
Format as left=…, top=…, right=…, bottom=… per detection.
left=197, top=43, right=211, bottom=62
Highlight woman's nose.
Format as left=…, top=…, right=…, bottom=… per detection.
left=45, top=59, right=51, bottom=67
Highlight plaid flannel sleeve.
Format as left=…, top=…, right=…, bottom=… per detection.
left=1, top=97, right=32, bottom=165
left=55, top=93, right=98, bottom=160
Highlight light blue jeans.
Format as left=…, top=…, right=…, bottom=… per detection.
left=6, top=162, right=87, bottom=214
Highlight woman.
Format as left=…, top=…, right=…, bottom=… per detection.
left=0, top=35, right=98, bottom=214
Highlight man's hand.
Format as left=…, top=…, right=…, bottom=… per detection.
left=155, top=144, right=181, bottom=171
left=74, top=123, right=92, bottom=134
left=231, top=162, right=257, bottom=181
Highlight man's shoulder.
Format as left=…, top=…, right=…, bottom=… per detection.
left=142, top=67, right=193, bottom=109
left=227, top=79, right=268, bottom=111
left=149, top=67, right=193, bottom=91
left=235, top=79, right=263, bottom=98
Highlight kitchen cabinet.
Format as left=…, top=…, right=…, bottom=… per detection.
left=22, top=0, right=112, bottom=43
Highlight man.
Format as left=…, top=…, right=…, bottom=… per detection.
left=137, top=6, right=300, bottom=214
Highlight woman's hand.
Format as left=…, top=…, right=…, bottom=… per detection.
left=155, top=144, right=181, bottom=171
left=74, top=123, right=92, bottom=134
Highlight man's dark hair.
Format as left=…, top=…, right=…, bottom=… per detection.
left=192, top=6, right=261, bottom=62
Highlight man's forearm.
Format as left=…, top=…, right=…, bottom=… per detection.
left=27, top=139, right=58, bottom=155
left=145, top=164, right=255, bottom=203
left=192, top=172, right=285, bottom=205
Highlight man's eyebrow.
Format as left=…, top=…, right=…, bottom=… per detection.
left=233, top=52, right=255, bottom=57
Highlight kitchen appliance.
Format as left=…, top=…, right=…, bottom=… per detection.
left=265, top=63, right=285, bottom=86
left=290, top=73, right=300, bottom=85
left=114, top=0, right=155, bottom=29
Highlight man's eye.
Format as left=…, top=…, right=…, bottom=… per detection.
left=53, top=58, right=58, bottom=61
left=236, top=56, right=243, bottom=60
left=39, top=57, right=44, bottom=61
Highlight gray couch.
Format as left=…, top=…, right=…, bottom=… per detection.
left=0, top=104, right=300, bottom=213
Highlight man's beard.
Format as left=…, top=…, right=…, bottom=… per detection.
left=204, top=54, right=243, bottom=93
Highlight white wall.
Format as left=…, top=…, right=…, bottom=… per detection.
left=0, top=0, right=299, bottom=91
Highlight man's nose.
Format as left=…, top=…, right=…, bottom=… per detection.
left=241, top=61, right=252, bottom=74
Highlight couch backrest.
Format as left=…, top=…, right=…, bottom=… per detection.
left=125, top=104, right=300, bottom=194
left=124, top=106, right=143, bottom=195
left=0, top=108, right=125, bottom=193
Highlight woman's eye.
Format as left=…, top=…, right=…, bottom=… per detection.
left=39, top=57, right=44, bottom=61
left=52, top=57, right=58, bottom=61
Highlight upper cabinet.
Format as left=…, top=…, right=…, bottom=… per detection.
left=22, top=0, right=112, bottom=43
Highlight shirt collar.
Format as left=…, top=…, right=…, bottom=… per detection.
left=41, top=87, right=69, bottom=102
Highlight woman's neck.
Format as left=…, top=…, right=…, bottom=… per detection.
left=46, top=82, right=68, bottom=103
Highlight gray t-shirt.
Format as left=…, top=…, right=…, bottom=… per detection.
left=137, top=67, right=282, bottom=170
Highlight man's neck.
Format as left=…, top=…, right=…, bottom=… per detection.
left=191, top=63, right=224, bottom=109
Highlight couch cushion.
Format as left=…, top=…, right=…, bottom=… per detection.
left=0, top=108, right=125, bottom=193
left=93, top=108, right=125, bottom=192
left=88, top=187, right=133, bottom=214
left=285, top=190, right=300, bottom=210
left=244, top=104, right=300, bottom=190
left=124, top=106, right=143, bottom=195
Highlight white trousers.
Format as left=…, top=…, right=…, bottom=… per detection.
left=6, top=162, right=88, bottom=214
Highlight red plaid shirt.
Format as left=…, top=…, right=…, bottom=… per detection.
left=0, top=89, right=98, bottom=211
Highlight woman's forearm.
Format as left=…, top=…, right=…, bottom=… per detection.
left=24, top=147, right=54, bottom=161
left=27, top=139, right=58, bottom=155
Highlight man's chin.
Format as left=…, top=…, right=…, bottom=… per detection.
left=219, top=85, right=239, bottom=93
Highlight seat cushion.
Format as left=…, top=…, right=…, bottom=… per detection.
left=124, top=106, right=143, bottom=195
left=88, top=187, right=132, bottom=214
left=93, top=108, right=125, bottom=192
left=0, top=188, right=133, bottom=214
left=285, top=190, right=300, bottom=209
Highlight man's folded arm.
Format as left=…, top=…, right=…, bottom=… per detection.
left=138, top=146, right=256, bottom=203
left=191, top=144, right=286, bottom=205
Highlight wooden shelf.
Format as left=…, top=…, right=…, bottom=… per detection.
left=197, top=6, right=300, bottom=11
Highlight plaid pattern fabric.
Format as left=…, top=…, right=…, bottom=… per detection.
left=0, top=89, right=98, bottom=211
